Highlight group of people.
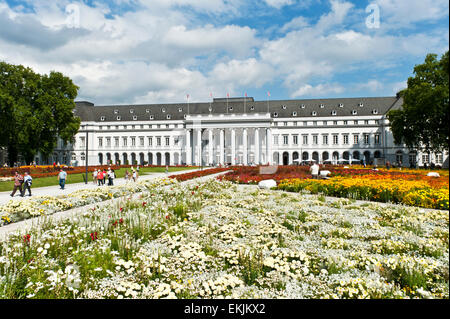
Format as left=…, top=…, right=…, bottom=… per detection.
left=124, top=166, right=139, bottom=183
left=10, top=171, right=33, bottom=197
left=93, top=168, right=116, bottom=186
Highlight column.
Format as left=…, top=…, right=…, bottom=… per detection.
left=208, top=129, right=213, bottom=166
left=266, top=128, right=272, bottom=165
left=231, top=129, right=236, bottom=165
left=185, top=129, right=192, bottom=165
left=196, top=129, right=202, bottom=166
left=243, top=128, right=248, bottom=166
left=219, top=129, right=225, bottom=165
left=254, top=128, right=260, bottom=165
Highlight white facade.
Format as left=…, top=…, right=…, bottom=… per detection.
left=44, top=110, right=448, bottom=168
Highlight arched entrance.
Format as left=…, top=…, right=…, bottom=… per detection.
left=312, top=152, right=319, bottom=163
left=282, top=152, right=289, bottom=165
left=165, top=153, right=170, bottom=166
left=156, top=153, right=162, bottom=166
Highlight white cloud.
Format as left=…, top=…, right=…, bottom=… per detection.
left=0, top=0, right=446, bottom=105
left=375, top=0, right=449, bottom=28
left=264, top=0, right=294, bottom=9
left=291, top=83, right=345, bottom=98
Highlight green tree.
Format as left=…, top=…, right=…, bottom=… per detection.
left=0, top=62, right=80, bottom=165
left=387, top=51, right=449, bottom=154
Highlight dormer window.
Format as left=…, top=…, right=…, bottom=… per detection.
left=339, top=103, right=344, bottom=108
left=250, top=106, right=255, bottom=110
left=184, top=114, right=187, bottom=119
left=312, top=111, right=317, bottom=116
left=114, top=110, right=119, bottom=114
left=167, top=114, right=171, bottom=119
left=229, top=106, right=233, bottom=111
left=273, top=112, right=278, bottom=117
left=292, top=111, right=297, bottom=116
left=146, top=109, right=150, bottom=113
left=130, top=109, right=134, bottom=114
left=359, top=102, right=364, bottom=107
left=320, top=104, right=324, bottom=108
left=331, top=110, right=337, bottom=116
left=116, top=116, right=121, bottom=120
left=372, top=109, right=378, bottom=114
left=133, top=115, right=137, bottom=120
left=282, top=105, right=287, bottom=110
left=149, top=115, right=154, bottom=120
left=301, top=104, right=306, bottom=109
left=178, top=107, right=183, bottom=112
left=161, top=108, right=166, bottom=113
left=352, top=110, right=357, bottom=115
left=100, top=116, right=106, bottom=121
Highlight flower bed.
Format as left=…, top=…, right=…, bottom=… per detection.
left=0, top=180, right=447, bottom=299
left=277, top=176, right=449, bottom=210
left=0, top=178, right=176, bottom=227
left=169, top=167, right=230, bottom=182
left=220, top=165, right=449, bottom=210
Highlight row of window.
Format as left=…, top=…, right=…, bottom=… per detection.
left=274, top=109, right=378, bottom=117
left=95, top=120, right=380, bottom=130
left=276, top=119, right=379, bottom=126
left=97, top=124, right=182, bottom=130
left=107, top=103, right=370, bottom=117
left=274, top=133, right=381, bottom=146
left=79, top=136, right=181, bottom=148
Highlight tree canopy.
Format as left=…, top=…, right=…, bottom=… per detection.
left=0, top=62, right=80, bottom=165
left=387, top=51, right=449, bottom=154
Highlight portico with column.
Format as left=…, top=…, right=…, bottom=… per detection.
left=184, top=113, right=272, bottom=166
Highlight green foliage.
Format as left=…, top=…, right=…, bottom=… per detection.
left=0, top=62, right=80, bottom=164
left=387, top=51, right=449, bottom=153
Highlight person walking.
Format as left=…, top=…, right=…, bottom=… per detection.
left=97, top=170, right=103, bottom=186
left=124, top=169, right=130, bottom=183
left=58, top=169, right=67, bottom=190
left=108, top=169, right=115, bottom=186
left=132, top=169, right=137, bottom=182
left=10, top=171, right=24, bottom=197
left=102, top=169, right=107, bottom=185
left=310, top=162, right=320, bottom=179
left=21, top=172, right=32, bottom=197
left=93, top=169, right=98, bottom=185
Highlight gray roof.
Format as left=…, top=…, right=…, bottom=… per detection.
left=74, top=96, right=401, bottom=122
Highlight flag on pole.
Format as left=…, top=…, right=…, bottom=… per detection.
left=227, top=93, right=230, bottom=98
left=245, top=92, right=247, bottom=97
left=187, top=94, right=190, bottom=100
left=267, top=91, right=270, bottom=97
left=210, top=92, right=213, bottom=98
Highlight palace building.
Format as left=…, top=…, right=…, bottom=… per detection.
left=40, top=95, right=448, bottom=168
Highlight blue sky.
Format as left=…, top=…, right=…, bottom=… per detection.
left=0, top=0, right=448, bottom=105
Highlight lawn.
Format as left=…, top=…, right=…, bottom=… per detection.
left=0, top=166, right=197, bottom=192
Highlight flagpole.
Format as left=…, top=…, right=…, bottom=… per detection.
left=187, top=94, right=190, bottom=115
left=267, top=91, right=270, bottom=113
left=209, top=92, right=212, bottom=114
left=244, top=92, right=246, bottom=114
left=226, top=93, right=229, bottom=114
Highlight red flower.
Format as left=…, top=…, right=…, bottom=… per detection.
left=120, top=207, right=123, bottom=212
left=90, top=232, right=98, bottom=241
left=119, top=218, right=124, bottom=224
left=23, top=234, right=30, bottom=243
left=165, top=215, right=170, bottom=220
left=142, top=202, right=147, bottom=206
